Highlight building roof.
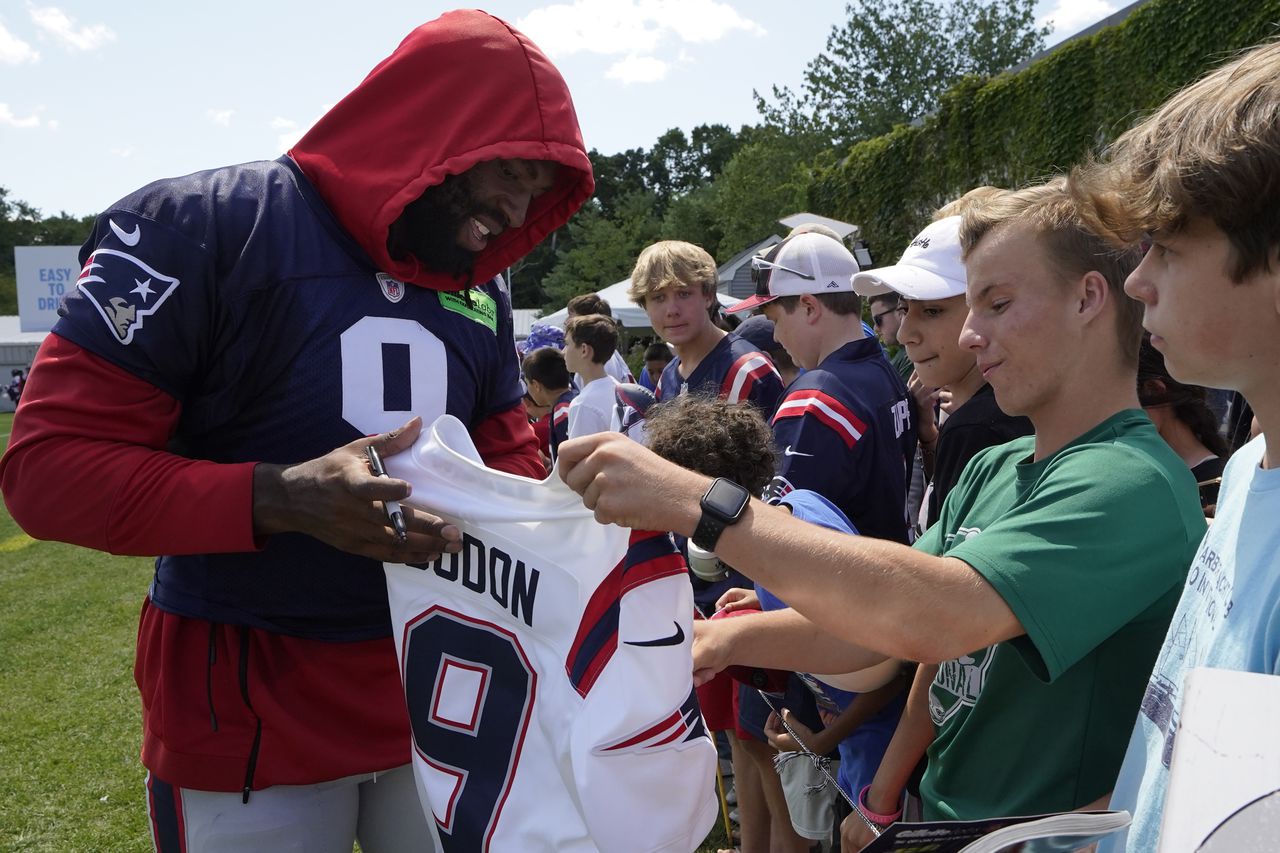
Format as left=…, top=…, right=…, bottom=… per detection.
left=0, top=316, right=51, bottom=345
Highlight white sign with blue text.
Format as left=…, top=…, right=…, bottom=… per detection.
left=14, top=245, right=81, bottom=332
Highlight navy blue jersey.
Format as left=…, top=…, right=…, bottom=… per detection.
left=53, top=157, right=525, bottom=640
left=548, top=388, right=577, bottom=464
left=655, top=332, right=783, bottom=415
left=767, top=337, right=917, bottom=544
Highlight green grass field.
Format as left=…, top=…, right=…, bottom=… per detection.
left=0, top=412, right=732, bottom=851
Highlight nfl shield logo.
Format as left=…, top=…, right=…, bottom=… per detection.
left=377, top=273, right=406, bottom=303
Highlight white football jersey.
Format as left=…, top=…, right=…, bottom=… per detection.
left=383, top=415, right=717, bottom=853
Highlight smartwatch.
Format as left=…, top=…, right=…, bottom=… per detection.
left=691, top=478, right=751, bottom=552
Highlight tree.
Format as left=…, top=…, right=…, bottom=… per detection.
left=710, top=127, right=830, bottom=256
left=756, top=0, right=1049, bottom=147
left=539, top=191, right=662, bottom=313
left=0, top=187, right=96, bottom=314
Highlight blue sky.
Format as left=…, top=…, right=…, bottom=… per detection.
left=1, top=0, right=1117, bottom=217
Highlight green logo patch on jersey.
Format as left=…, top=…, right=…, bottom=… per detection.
left=439, top=290, right=498, bottom=334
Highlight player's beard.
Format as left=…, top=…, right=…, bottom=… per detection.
left=387, top=172, right=509, bottom=279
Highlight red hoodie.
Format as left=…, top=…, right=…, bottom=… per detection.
left=291, top=9, right=594, bottom=291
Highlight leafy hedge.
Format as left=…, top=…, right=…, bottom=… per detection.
left=809, top=0, right=1280, bottom=261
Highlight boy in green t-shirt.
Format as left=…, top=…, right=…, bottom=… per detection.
left=552, top=179, right=1207, bottom=832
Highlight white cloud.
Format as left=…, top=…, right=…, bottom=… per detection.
left=517, top=0, right=763, bottom=58
left=0, top=103, right=40, bottom=128
left=0, top=21, right=39, bottom=63
left=606, top=53, right=669, bottom=83
left=272, top=104, right=331, bottom=152
left=206, top=108, right=234, bottom=127
left=1038, top=0, right=1119, bottom=45
left=28, top=5, right=115, bottom=51
left=110, top=146, right=134, bottom=158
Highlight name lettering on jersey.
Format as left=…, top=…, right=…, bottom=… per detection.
left=376, top=273, right=407, bottom=303
left=439, top=290, right=498, bottom=334
left=416, top=533, right=541, bottom=627
left=75, top=247, right=180, bottom=345
left=891, top=398, right=911, bottom=438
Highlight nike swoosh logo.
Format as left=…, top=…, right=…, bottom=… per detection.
left=109, top=219, right=141, bottom=247
left=784, top=446, right=814, bottom=457
left=625, top=621, right=685, bottom=647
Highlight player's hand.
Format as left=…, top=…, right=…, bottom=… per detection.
left=557, top=431, right=706, bottom=533
left=715, top=587, right=760, bottom=613
left=252, top=417, right=462, bottom=564
left=691, top=618, right=734, bottom=687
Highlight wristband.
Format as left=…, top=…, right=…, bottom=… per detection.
left=857, top=784, right=902, bottom=826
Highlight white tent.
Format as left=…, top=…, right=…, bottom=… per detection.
left=539, top=278, right=740, bottom=329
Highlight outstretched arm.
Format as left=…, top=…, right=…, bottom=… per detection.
left=559, top=432, right=1021, bottom=664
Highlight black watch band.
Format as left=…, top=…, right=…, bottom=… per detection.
left=691, top=478, right=751, bottom=552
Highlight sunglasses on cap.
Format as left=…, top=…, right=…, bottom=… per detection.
left=749, top=255, right=815, bottom=296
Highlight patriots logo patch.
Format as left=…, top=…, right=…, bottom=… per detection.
left=592, top=687, right=708, bottom=756
left=76, top=248, right=180, bottom=345
left=377, top=273, right=406, bottom=303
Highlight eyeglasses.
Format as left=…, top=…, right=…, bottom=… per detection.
left=872, top=308, right=895, bottom=328
left=750, top=255, right=814, bottom=296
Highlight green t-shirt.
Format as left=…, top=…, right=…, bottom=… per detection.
left=914, top=409, right=1205, bottom=821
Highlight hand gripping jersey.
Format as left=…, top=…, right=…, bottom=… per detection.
left=384, top=416, right=718, bottom=852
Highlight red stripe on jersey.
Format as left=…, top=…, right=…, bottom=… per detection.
left=553, top=402, right=571, bottom=425
left=772, top=389, right=867, bottom=448
left=565, top=531, right=689, bottom=697
left=600, top=710, right=683, bottom=752
left=720, top=352, right=780, bottom=404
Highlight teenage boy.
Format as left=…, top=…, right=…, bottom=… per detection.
left=563, top=313, right=620, bottom=439
left=852, top=213, right=1033, bottom=529
left=640, top=342, right=674, bottom=390
left=630, top=240, right=783, bottom=414
left=559, top=178, right=1206, bottom=823
left=521, top=346, right=576, bottom=466
left=1070, top=41, right=1280, bottom=852
left=565, top=293, right=634, bottom=385
left=869, top=292, right=913, bottom=383
left=628, top=239, right=785, bottom=845
left=728, top=231, right=917, bottom=543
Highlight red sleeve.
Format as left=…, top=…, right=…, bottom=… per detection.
left=471, top=403, right=545, bottom=479
left=0, top=334, right=258, bottom=555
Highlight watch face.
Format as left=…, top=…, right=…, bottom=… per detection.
left=703, top=478, right=749, bottom=519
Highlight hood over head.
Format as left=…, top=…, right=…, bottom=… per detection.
left=290, top=9, right=594, bottom=291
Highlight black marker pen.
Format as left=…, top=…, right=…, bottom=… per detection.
left=365, top=445, right=408, bottom=543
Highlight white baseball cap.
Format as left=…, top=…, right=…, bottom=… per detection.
left=727, top=232, right=861, bottom=313
left=851, top=216, right=966, bottom=300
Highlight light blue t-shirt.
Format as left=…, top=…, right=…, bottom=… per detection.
left=1102, top=436, right=1280, bottom=852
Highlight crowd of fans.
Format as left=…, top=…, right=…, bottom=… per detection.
left=519, top=39, right=1278, bottom=853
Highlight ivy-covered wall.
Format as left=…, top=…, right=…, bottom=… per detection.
left=810, top=0, right=1280, bottom=261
